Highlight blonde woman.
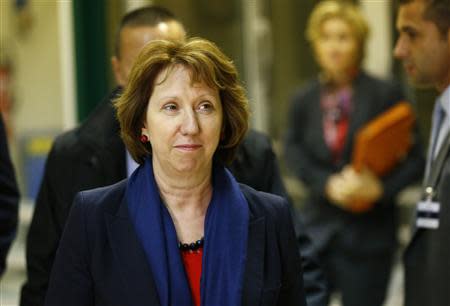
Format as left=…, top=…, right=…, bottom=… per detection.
left=284, top=1, right=424, bottom=306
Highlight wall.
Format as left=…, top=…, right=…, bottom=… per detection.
left=0, top=1, right=64, bottom=194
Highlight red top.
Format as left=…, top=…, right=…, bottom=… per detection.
left=180, top=248, right=203, bottom=306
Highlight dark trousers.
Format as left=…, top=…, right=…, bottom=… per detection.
left=321, top=240, right=394, bottom=306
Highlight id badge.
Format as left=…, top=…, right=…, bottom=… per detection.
left=416, top=199, right=441, bottom=229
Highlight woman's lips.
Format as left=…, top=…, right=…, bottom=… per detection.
left=174, top=144, right=202, bottom=151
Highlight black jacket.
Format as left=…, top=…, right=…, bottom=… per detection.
left=21, top=88, right=327, bottom=306
left=0, top=115, right=19, bottom=276
left=404, top=92, right=450, bottom=306
left=45, top=180, right=307, bottom=306
left=284, top=72, right=425, bottom=255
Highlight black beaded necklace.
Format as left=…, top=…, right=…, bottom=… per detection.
left=178, top=237, right=204, bottom=252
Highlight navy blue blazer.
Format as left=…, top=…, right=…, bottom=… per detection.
left=22, top=89, right=326, bottom=306
left=45, top=180, right=307, bottom=306
left=0, top=115, right=19, bottom=276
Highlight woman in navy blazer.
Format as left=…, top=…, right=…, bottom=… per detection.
left=45, top=38, right=306, bottom=306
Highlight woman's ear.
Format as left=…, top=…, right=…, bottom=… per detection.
left=140, top=127, right=149, bottom=143
left=141, top=126, right=149, bottom=138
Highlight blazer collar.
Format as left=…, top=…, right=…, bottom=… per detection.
left=312, top=72, right=375, bottom=167
left=105, top=187, right=267, bottom=306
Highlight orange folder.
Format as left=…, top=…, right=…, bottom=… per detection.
left=352, top=101, right=415, bottom=177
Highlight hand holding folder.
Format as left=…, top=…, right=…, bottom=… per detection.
left=326, top=102, right=415, bottom=213
left=326, top=165, right=383, bottom=213
left=343, top=101, right=416, bottom=212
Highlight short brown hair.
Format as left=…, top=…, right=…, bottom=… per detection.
left=114, top=5, right=178, bottom=58
left=399, top=0, right=450, bottom=36
left=115, top=37, right=250, bottom=165
left=306, top=0, right=370, bottom=66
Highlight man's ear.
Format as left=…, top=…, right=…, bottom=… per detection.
left=111, top=56, right=126, bottom=86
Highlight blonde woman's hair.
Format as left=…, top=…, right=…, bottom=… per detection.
left=306, top=0, right=370, bottom=66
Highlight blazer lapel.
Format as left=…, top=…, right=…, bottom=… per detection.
left=241, top=215, right=265, bottom=306
left=407, top=142, right=449, bottom=252
left=309, top=84, right=333, bottom=162
left=105, top=198, right=161, bottom=306
left=340, top=74, right=372, bottom=165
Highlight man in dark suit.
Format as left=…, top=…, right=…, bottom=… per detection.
left=21, top=5, right=327, bottom=306
left=0, top=114, right=19, bottom=277
left=394, top=1, right=450, bottom=305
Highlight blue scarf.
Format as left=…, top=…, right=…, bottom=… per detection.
left=126, top=157, right=249, bottom=306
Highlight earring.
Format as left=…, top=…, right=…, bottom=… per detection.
left=140, top=135, right=148, bottom=143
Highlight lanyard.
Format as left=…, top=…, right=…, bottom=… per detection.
left=423, top=131, right=450, bottom=200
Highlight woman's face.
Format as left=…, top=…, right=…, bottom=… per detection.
left=142, top=65, right=223, bottom=176
left=314, top=17, right=359, bottom=77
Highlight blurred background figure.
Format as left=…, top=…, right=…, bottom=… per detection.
left=394, top=0, right=450, bottom=305
left=0, top=113, right=19, bottom=277
left=283, top=1, right=425, bottom=306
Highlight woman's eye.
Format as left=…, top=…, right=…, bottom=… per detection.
left=198, top=102, right=213, bottom=112
left=163, top=103, right=178, bottom=111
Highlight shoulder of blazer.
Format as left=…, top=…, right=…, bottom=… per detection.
left=231, top=129, right=272, bottom=172
left=241, top=129, right=272, bottom=152
left=77, top=88, right=122, bottom=147
left=76, top=180, right=290, bottom=224
left=291, top=78, right=321, bottom=103
left=52, top=88, right=123, bottom=156
left=48, top=89, right=125, bottom=169
left=75, top=179, right=128, bottom=218
left=354, top=71, right=403, bottom=101
left=239, top=183, right=288, bottom=220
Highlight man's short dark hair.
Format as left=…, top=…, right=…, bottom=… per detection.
left=114, top=5, right=177, bottom=57
left=399, top=0, right=450, bottom=36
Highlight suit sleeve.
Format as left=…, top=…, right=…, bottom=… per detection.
left=0, top=115, right=19, bottom=277
left=294, top=214, right=329, bottom=306
left=284, top=90, right=332, bottom=197
left=45, top=192, right=94, bottom=306
left=20, top=144, right=68, bottom=306
left=277, top=199, right=307, bottom=306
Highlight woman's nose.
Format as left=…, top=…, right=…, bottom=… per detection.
left=180, top=109, right=200, bottom=135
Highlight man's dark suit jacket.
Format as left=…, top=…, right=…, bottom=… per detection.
left=284, top=72, right=425, bottom=256
left=0, top=115, right=19, bottom=276
left=44, top=181, right=307, bottom=306
left=21, top=88, right=327, bottom=306
left=404, top=95, right=450, bottom=306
